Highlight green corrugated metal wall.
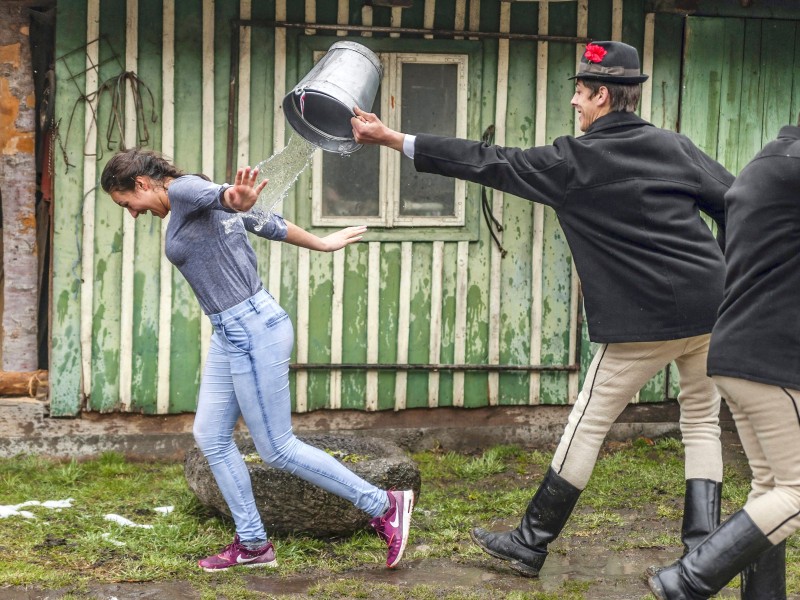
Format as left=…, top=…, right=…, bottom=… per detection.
left=50, top=0, right=800, bottom=416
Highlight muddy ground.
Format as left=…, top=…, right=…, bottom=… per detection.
left=0, top=546, right=724, bottom=600
left=1, top=431, right=796, bottom=600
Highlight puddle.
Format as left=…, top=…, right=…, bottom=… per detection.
left=0, top=549, right=763, bottom=600
left=240, top=548, right=742, bottom=600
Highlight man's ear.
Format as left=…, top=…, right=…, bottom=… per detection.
left=596, top=86, right=611, bottom=106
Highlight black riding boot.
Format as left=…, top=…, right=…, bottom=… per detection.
left=741, top=539, right=786, bottom=600
left=681, top=479, right=722, bottom=555
left=645, top=478, right=722, bottom=579
left=470, top=467, right=581, bottom=577
left=648, top=510, right=773, bottom=600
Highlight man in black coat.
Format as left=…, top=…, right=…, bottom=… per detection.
left=648, top=124, right=800, bottom=600
left=352, top=41, right=734, bottom=578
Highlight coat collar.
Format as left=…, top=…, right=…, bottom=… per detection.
left=583, top=111, right=653, bottom=135
left=778, top=124, right=800, bottom=140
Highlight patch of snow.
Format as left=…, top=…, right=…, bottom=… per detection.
left=101, top=533, right=126, bottom=547
left=103, top=514, right=153, bottom=529
left=39, top=499, right=74, bottom=509
left=0, top=498, right=74, bottom=519
left=0, top=506, right=36, bottom=519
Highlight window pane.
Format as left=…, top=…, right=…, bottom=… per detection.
left=400, top=63, right=458, bottom=217
left=321, top=90, right=382, bottom=217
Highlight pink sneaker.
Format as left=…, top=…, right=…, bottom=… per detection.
left=198, top=535, right=278, bottom=572
left=370, top=489, right=414, bottom=568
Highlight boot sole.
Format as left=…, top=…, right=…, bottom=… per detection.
left=647, top=574, right=669, bottom=600
left=469, top=529, right=540, bottom=578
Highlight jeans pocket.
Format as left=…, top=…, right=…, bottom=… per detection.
left=264, top=310, right=290, bottom=329
left=221, top=320, right=252, bottom=352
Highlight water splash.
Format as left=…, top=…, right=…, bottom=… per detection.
left=245, top=133, right=317, bottom=229
left=221, top=215, right=240, bottom=234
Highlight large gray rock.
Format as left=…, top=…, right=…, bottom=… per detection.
left=184, top=434, right=421, bottom=538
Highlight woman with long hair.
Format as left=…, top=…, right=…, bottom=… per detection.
left=101, top=148, right=413, bottom=572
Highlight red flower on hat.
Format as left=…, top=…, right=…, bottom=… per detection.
left=584, top=43, right=607, bottom=64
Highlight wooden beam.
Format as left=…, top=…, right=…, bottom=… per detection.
left=0, top=370, right=48, bottom=397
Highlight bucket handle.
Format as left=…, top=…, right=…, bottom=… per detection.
left=295, top=87, right=307, bottom=117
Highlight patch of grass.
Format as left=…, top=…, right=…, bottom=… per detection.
left=0, top=439, right=793, bottom=599
left=305, top=578, right=590, bottom=600
left=569, top=509, right=625, bottom=535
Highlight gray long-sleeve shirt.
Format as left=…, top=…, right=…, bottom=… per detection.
left=165, top=175, right=287, bottom=314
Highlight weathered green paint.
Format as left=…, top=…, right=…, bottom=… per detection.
left=169, top=307, right=201, bottom=412
left=369, top=3, right=392, bottom=29
left=401, top=0, right=425, bottom=30
left=436, top=242, right=459, bottom=407
left=540, top=210, right=571, bottom=405
left=131, top=0, right=164, bottom=413
left=315, top=1, right=338, bottom=25
left=499, top=38, right=535, bottom=405
left=540, top=30, right=576, bottom=406
left=717, top=19, right=747, bottom=174
left=215, top=0, right=239, bottom=181
left=460, top=38, right=498, bottom=408
left=622, top=0, right=645, bottom=53
left=132, top=269, right=159, bottom=411
left=307, top=251, right=333, bottom=411
left=341, top=243, right=369, bottom=409
left=377, top=243, right=400, bottom=410
left=794, top=25, right=800, bottom=127
left=50, top=0, right=800, bottom=416
left=647, top=0, right=800, bottom=21
left=479, top=0, right=500, bottom=33
left=760, top=20, right=796, bottom=145
left=509, top=1, right=537, bottom=35
left=169, top=0, right=205, bottom=413
left=406, top=243, right=432, bottom=409
left=281, top=25, right=303, bottom=406
left=650, top=13, right=682, bottom=132
left=286, top=0, right=304, bottom=23
left=588, top=0, right=614, bottom=41
left=49, top=0, right=86, bottom=416
left=682, top=16, right=800, bottom=172
left=86, top=1, right=127, bottom=413
left=248, top=2, right=277, bottom=293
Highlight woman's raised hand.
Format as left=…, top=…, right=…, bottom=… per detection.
left=225, top=166, right=269, bottom=212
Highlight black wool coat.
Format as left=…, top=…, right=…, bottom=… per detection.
left=414, top=111, right=733, bottom=343
left=707, top=125, right=800, bottom=391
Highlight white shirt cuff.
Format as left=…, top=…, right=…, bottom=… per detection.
left=403, top=134, right=416, bottom=159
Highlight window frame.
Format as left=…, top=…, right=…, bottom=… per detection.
left=311, top=52, right=469, bottom=229
left=290, top=35, right=483, bottom=242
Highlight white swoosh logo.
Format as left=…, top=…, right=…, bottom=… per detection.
left=389, top=507, right=401, bottom=528
left=237, top=554, right=261, bottom=564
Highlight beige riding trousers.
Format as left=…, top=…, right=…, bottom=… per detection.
left=551, top=334, right=723, bottom=489
left=714, top=375, right=800, bottom=544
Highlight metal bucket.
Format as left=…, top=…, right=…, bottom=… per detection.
left=283, top=41, right=382, bottom=154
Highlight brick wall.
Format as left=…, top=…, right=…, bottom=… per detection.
left=0, top=2, right=41, bottom=371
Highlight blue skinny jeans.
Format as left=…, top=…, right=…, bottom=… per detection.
left=193, top=288, right=388, bottom=542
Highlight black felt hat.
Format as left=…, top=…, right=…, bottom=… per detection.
left=569, top=41, right=648, bottom=84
